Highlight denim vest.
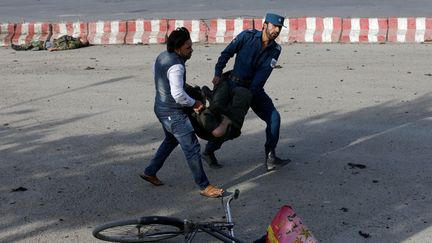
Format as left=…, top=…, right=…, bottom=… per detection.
left=153, top=51, right=187, bottom=116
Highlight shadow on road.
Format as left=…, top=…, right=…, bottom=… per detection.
left=1, top=88, right=431, bottom=242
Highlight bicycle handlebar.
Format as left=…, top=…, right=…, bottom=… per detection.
left=223, top=189, right=240, bottom=201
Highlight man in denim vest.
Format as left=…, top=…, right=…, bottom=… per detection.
left=203, top=13, right=291, bottom=171
left=140, top=27, right=224, bottom=198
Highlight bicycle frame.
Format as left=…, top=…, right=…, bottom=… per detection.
left=184, top=221, right=242, bottom=243
left=183, top=189, right=245, bottom=243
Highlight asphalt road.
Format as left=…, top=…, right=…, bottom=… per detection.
left=1, top=43, right=432, bottom=242
left=1, top=0, right=432, bottom=23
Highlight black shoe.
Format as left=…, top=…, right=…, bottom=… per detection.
left=265, top=150, right=291, bottom=171
left=201, top=85, right=213, bottom=104
left=202, top=152, right=223, bottom=169
left=11, top=44, right=24, bottom=51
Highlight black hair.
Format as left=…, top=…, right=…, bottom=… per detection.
left=167, top=27, right=190, bottom=52
left=262, top=21, right=269, bottom=31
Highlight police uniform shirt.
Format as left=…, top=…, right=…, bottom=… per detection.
left=214, top=29, right=282, bottom=95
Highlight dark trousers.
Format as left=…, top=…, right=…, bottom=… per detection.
left=197, top=80, right=251, bottom=138
left=186, top=81, right=251, bottom=141
left=205, top=88, right=280, bottom=154
left=208, top=79, right=252, bottom=130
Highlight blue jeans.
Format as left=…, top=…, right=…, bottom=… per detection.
left=145, top=112, right=210, bottom=189
left=205, top=89, right=280, bottom=154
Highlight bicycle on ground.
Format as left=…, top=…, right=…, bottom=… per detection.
left=92, top=189, right=246, bottom=243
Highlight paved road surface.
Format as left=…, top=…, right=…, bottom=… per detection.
left=1, top=43, right=432, bottom=242
left=1, top=0, right=432, bottom=23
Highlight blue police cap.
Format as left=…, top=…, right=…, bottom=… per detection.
left=265, top=13, right=286, bottom=27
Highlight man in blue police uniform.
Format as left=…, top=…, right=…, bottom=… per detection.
left=202, top=13, right=291, bottom=171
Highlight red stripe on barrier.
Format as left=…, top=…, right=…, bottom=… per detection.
left=426, top=18, right=432, bottom=42
left=359, top=18, right=370, bottom=42
left=0, top=23, right=15, bottom=47
left=406, top=18, right=418, bottom=43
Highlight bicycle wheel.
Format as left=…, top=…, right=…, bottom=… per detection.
left=92, top=216, right=184, bottom=242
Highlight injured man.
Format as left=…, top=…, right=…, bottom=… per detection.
left=186, top=71, right=252, bottom=142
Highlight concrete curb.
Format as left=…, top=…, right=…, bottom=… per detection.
left=87, top=20, right=127, bottom=45
left=296, top=17, right=342, bottom=43
left=388, top=17, right=432, bottom=43
left=208, top=18, right=253, bottom=44
left=341, top=18, right=388, bottom=43
left=51, top=22, right=88, bottom=42
left=125, top=19, right=167, bottom=45
left=1, top=17, right=432, bottom=46
left=11, top=22, right=50, bottom=46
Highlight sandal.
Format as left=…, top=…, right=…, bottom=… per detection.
left=200, top=185, right=224, bottom=198
left=139, top=173, right=164, bottom=186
